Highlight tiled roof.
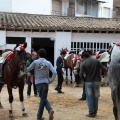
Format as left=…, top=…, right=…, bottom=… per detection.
left=0, top=12, right=120, bottom=31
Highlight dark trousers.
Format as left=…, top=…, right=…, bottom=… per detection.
left=82, top=82, right=86, bottom=99
left=75, top=74, right=81, bottom=84
left=27, top=76, right=37, bottom=96
left=56, top=72, right=64, bottom=92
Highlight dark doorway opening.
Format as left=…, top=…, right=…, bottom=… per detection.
left=32, top=38, right=54, bottom=77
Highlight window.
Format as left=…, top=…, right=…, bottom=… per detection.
left=71, top=42, right=110, bottom=53
left=6, top=37, right=26, bottom=44
left=76, top=0, right=98, bottom=17
left=103, top=7, right=110, bottom=18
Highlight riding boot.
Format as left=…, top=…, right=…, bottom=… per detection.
left=58, top=87, right=64, bottom=93
left=55, top=86, right=59, bottom=91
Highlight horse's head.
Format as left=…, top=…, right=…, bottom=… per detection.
left=14, top=42, right=27, bottom=71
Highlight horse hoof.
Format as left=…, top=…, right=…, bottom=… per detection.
left=22, top=113, right=28, bottom=117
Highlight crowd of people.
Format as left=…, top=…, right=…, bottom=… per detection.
left=20, top=48, right=107, bottom=120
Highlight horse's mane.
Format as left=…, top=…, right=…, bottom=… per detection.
left=2, top=49, right=13, bottom=53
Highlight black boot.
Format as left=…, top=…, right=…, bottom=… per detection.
left=55, top=86, right=58, bottom=91
left=58, top=88, right=64, bottom=94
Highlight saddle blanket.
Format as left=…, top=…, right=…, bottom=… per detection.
left=0, top=51, right=13, bottom=63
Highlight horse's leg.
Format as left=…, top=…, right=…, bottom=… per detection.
left=0, top=83, right=4, bottom=108
left=113, top=106, right=118, bottom=120
left=19, top=81, right=27, bottom=116
left=70, top=68, right=72, bottom=84
left=7, top=85, right=13, bottom=117
left=112, top=90, right=118, bottom=120
left=65, top=68, right=68, bottom=84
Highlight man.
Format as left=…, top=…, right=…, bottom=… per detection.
left=79, top=50, right=95, bottom=100
left=80, top=51, right=106, bottom=118
left=55, top=50, right=66, bottom=93
left=20, top=48, right=56, bottom=120
left=26, top=51, right=38, bottom=97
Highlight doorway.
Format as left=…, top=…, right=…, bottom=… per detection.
left=32, top=38, right=54, bottom=77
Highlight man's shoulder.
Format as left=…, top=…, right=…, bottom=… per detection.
left=89, top=57, right=100, bottom=64
left=57, top=56, right=62, bottom=60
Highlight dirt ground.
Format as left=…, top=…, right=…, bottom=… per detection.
left=0, top=80, right=114, bottom=120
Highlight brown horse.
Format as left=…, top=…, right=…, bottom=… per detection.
left=0, top=43, right=27, bottom=118
left=64, top=53, right=75, bottom=84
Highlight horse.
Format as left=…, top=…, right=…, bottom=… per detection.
left=64, top=53, right=75, bottom=84
left=0, top=42, right=27, bottom=118
left=108, top=42, right=120, bottom=120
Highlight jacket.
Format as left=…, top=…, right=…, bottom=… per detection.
left=80, top=57, right=106, bottom=82
left=56, top=56, right=63, bottom=74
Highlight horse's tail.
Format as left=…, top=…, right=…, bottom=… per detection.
left=116, top=80, right=120, bottom=120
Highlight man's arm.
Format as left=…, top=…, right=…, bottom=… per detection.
left=26, top=61, right=35, bottom=73
left=49, top=62, right=57, bottom=84
left=79, top=63, right=86, bottom=81
left=19, top=61, right=35, bottom=78
left=98, top=61, right=107, bottom=73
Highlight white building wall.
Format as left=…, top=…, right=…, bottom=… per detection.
left=71, top=33, right=119, bottom=43
left=0, top=31, right=6, bottom=49
left=0, top=0, right=12, bottom=12
left=55, top=32, right=71, bottom=66
left=12, top=0, right=52, bottom=15
left=0, top=0, right=113, bottom=18
left=98, top=0, right=113, bottom=18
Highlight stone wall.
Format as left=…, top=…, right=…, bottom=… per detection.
left=113, top=0, right=120, bottom=18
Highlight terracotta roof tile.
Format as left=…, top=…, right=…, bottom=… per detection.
left=0, top=12, right=120, bottom=31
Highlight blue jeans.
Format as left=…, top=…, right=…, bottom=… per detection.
left=36, top=83, right=52, bottom=119
left=85, top=82, right=100, bottom=115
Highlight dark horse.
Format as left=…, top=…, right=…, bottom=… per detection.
left=0, top=43, right=27, bottom=117
left=109, top=43, right=120, bottom=120
left=64, top=53, right=75, bottom=84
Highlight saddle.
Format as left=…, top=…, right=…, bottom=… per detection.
left=0, top=51, right=13, bottom=83
left=98, top=52, right=110, bottom=63
left=0, top=51, right=13, bottom=64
